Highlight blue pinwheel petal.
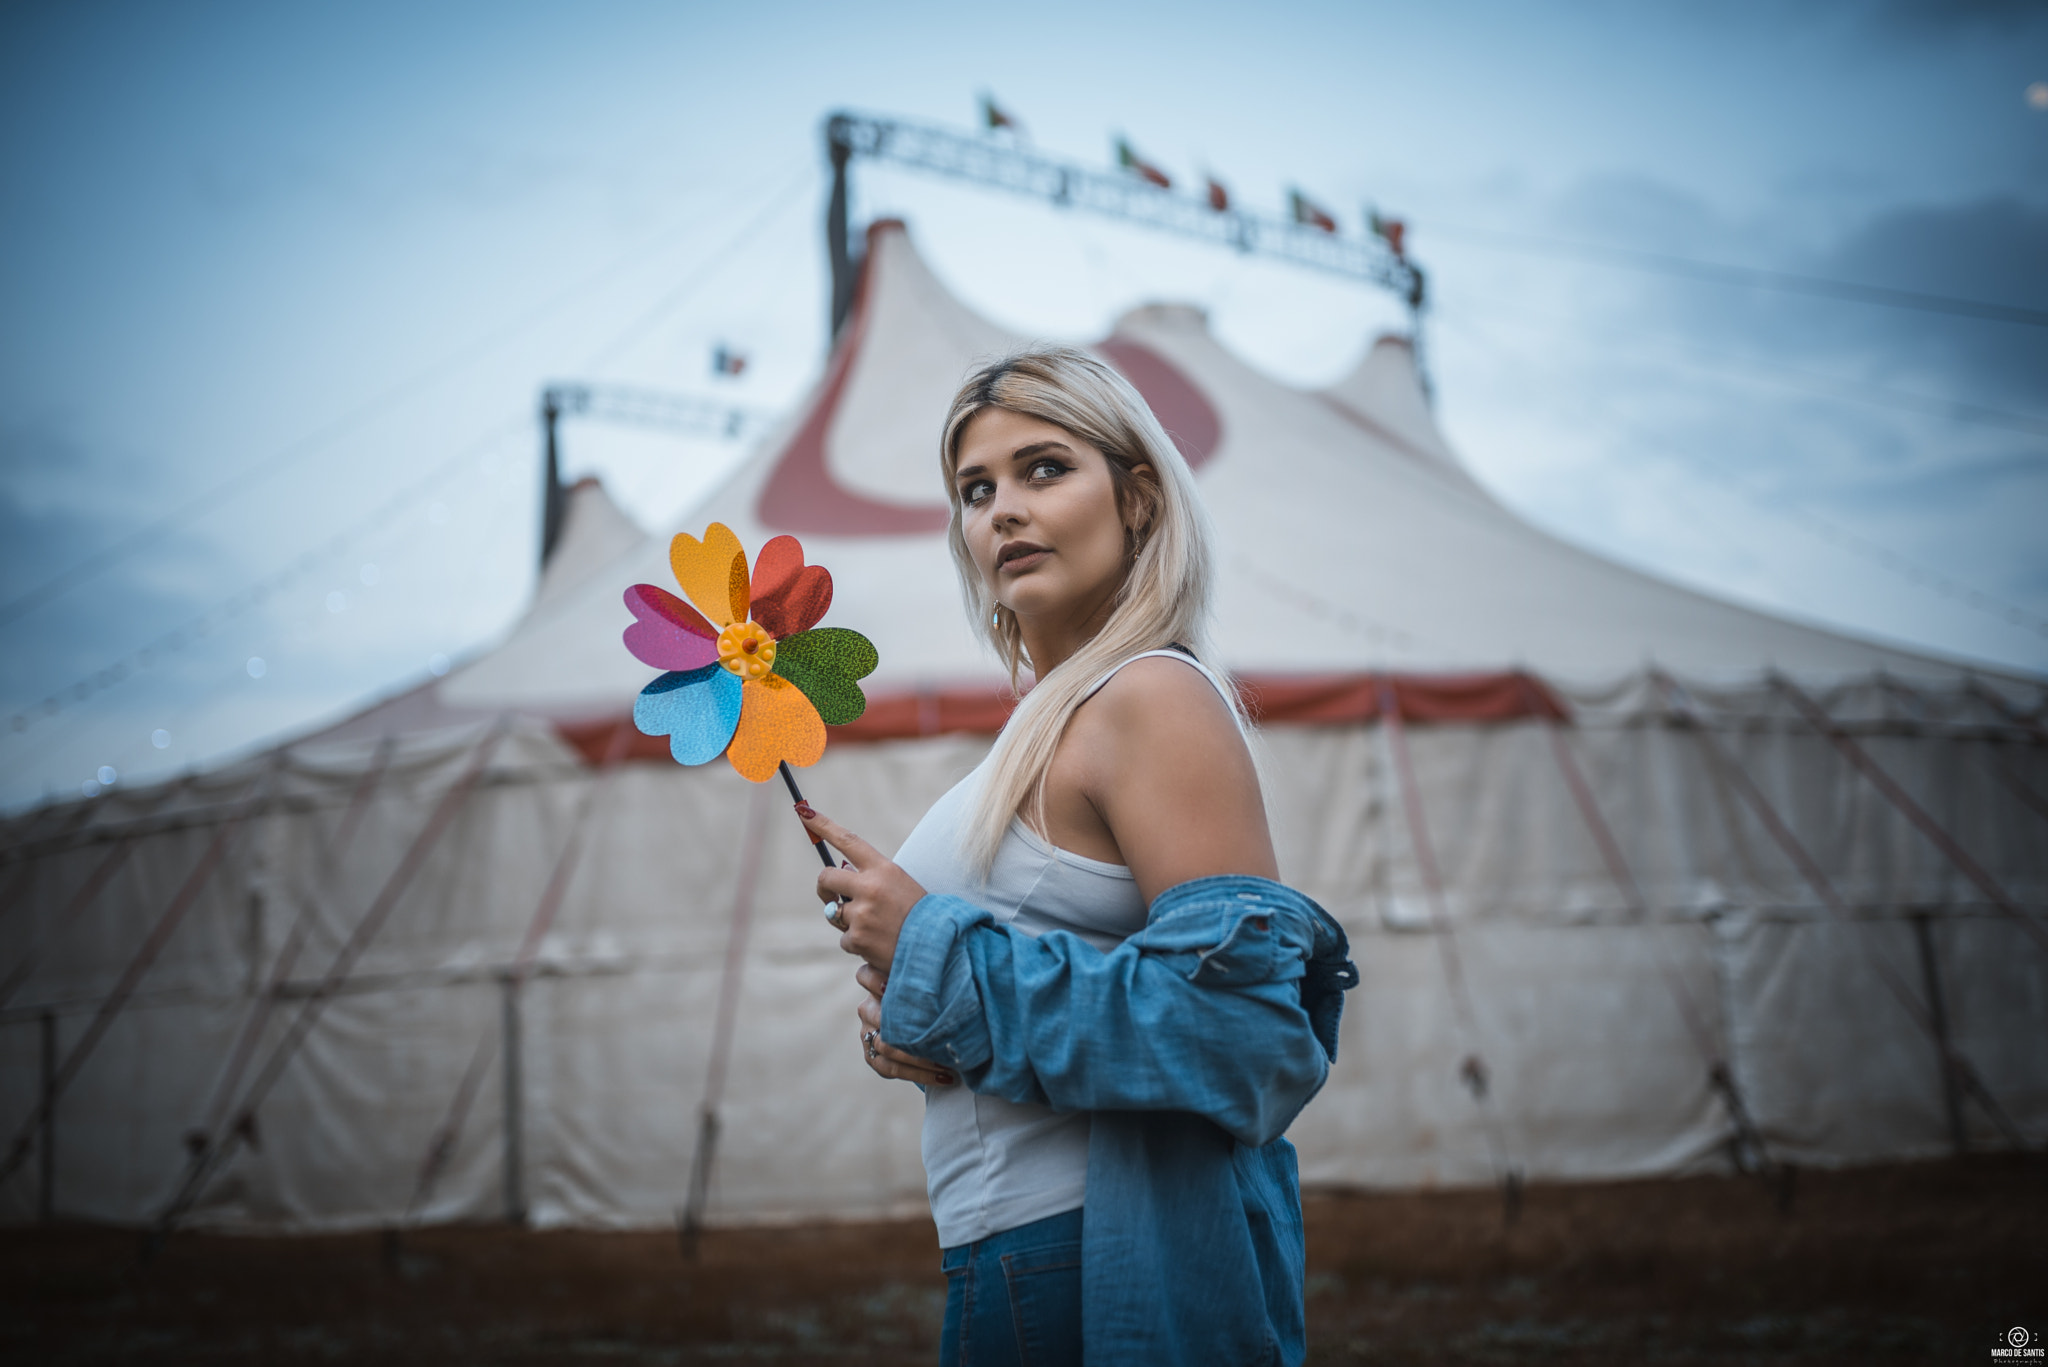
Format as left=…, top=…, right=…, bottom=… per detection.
left=633, top=664, right=743, bottom=765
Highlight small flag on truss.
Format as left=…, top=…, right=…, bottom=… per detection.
left=1289, top=190, right=1337, bottom=234
left=1368, top=208, right=1407, bottom=259
left=981, top=94, right=1019, bottom=133
left=1116, top=137, right=1172, bottom=189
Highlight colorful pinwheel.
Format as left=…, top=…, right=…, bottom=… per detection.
left=623, top=523, right=878, bottom=782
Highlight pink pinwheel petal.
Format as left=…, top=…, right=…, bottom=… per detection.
left=750, top=535, right=834, bottom=639
left=623, top=584, right=720, bottom=671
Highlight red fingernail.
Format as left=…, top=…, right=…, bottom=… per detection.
left=935, top=1073, right=956, bottom=1086
left=841, top=860, right=851, bottom=869
left=795, top=802, right=816, bottom=819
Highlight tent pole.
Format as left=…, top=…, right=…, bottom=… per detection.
left=1773, top=676, right=2048, bottom=959
left=1374, top=677, right=1519, bottom=1210
left=1655, top=671, right=2029, bottom=1151
left=38, top=1009, right=55, bottom=1223
left=539, top=389, right=567, bottom=568
left=681, top=780, right=773, bottom=1255
left=826, top=114, right=857, bottom=339
left=1909, top=914, right=1969, bottom=1156
left=407, top=721, right=633, bottom=1227
left=501, top=974, right=525, bottom=1226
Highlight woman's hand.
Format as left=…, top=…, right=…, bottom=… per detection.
left=854, top=962, right=955, bottom=1087
left=799, top=804, right=928, bottom=973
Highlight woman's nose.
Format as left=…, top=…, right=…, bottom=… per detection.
left=986, top=481, right=1026, bottom=527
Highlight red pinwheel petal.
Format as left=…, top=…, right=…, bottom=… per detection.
left=623, top=584, right=720, bottom=672
left=750, top=535, right=833, bottom=639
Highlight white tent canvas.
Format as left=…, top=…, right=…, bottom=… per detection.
left=3, top=220, right=2043, bottom=1232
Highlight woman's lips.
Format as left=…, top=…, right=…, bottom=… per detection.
left=998, top=547, right=1049, bottom=573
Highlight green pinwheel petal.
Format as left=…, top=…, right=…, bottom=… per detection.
left=771, top=627, right=878, bottom=725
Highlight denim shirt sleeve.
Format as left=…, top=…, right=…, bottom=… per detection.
left=878, top=875, right=1353, bottom=1150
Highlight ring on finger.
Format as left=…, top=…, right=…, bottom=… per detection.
left=862, top=1029, right=879, bottom=1061
left=826, top=901, right=849, bottom=931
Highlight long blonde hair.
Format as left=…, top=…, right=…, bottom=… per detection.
left=940, top=346, right=1235, bottom=875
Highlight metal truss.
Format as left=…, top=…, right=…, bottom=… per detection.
left=826, top=111, right=1424, bottom=309
left=544, top=384, right=773, bottom=443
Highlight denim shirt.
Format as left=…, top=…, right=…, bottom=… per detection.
left=881, top=874, right=1359, bottom=1366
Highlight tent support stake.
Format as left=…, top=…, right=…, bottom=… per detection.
left=38, top=1009, right=55, bottom=1223
left=679, top=1107, right=719, bottom=1260
left=1909, top=914, right=1969, bottom=1156
left=501, top=974, right=525, bottom=1226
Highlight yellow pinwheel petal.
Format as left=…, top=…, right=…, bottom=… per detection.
left=668, top=523, right=749, bottom=628
left=726, top=674, right=825, bottom=782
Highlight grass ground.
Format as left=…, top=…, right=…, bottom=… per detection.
left=3, top=1154, right=2041, bottom=1364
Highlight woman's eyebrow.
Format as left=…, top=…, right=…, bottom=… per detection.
left=956, top=442, right=1072, bottom=482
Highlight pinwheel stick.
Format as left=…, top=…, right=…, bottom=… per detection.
left=777, top=760, right=837, bottom=871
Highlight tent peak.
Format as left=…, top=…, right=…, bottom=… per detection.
left=1112, top=301, right=1210, bottom=336
left=531, top=477, right=647, bottom=616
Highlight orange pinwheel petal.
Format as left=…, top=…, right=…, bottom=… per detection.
left=727, top=551, right=749, bottom=626
left=726, top=674, right=825, bottom=782
left=668, top=523, right=749, bottom=627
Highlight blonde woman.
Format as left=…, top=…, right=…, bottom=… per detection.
left=797, top=347, right=1355, bottom=1366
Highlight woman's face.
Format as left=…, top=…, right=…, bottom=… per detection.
left=953, top=406, right=1142, bottom=638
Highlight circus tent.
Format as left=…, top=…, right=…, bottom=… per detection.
left=2, top=218, right=2043, bottom=1233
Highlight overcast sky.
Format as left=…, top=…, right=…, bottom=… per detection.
left=2, top=0, right=2044, bottom=811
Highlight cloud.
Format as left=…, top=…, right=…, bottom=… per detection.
left=1808, top=196, right=2048, bottom=406
left=1539, top=180, right=2048, bottom=416
left=1447, top=172, right=2048, bottom=673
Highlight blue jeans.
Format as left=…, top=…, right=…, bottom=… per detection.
left=938, top=1207, right=1083, bottom=1366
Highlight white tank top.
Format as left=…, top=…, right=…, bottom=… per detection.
left=891, top=649, right=1239, bottom=1249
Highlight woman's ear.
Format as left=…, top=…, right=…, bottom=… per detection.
left=1121, top=462, right=1160, bottom=535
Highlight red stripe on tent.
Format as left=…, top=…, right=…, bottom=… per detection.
left=755, top=221, right=1232, bottom=536
left=1239, top=671, right=1567, bottom=726
left=560, top=670, right=1567, bottom=763
left=1097, top=337, right=1221, bottom=470
left=755, top=222, right=953, bottom=536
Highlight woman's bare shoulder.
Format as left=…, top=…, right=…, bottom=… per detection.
left=1070, top=655, right=1273, bottom=894
left=1072, top=654, right=1242, bottom=753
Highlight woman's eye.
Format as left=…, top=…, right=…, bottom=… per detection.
left=961, top=480, right=993, bottom=505
left=1029, top=460, right=1067, bottom=481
